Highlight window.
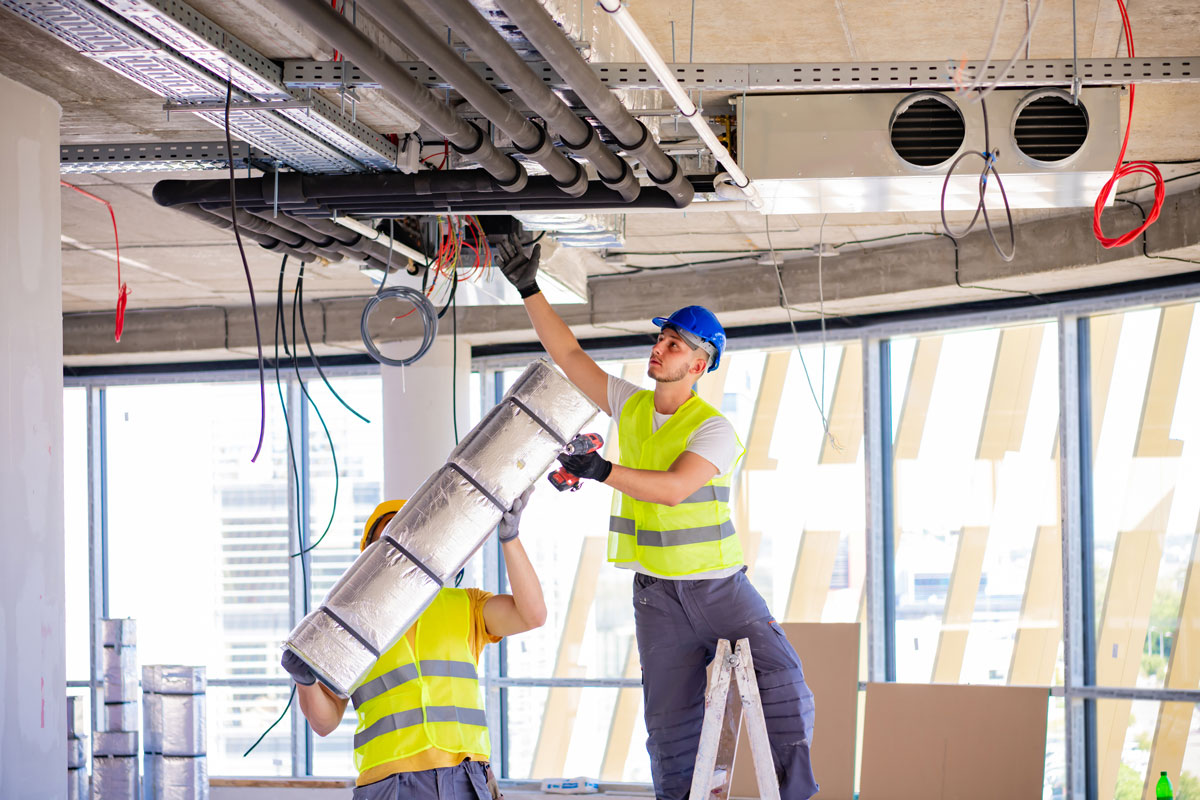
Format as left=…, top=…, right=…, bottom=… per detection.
left=1088, top=302, right=1200, bottom=799
left=105, top=382, right=296, bottom=775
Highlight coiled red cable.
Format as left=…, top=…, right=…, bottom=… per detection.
left=1092, top=0, right=1164, bottom=248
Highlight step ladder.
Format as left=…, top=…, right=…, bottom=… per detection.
left=691, top=638, right=781, bottom=800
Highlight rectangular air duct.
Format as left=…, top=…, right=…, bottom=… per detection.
left=285, top=359, right=597, bottom=697
left=736, top=87, right=1121, bottom=214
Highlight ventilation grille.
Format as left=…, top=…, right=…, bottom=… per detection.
left=889, top=96, right=965, bottom=167
left=1013, top=93, right=1089, bottom=163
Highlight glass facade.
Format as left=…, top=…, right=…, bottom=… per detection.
left=62, top=290, right=1200, bottom=798
left=1088, top=302, right=1200, bottom=800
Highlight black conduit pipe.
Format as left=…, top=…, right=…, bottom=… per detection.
left=493, top=0, right=693, bottom=208
left=173, top=204, right=316, bottom=263
left=271, top=0, right=527, bottom=191
left=356, top=0, right=586, bottom=197
left=405, top=0, right=640, bottom=202
left=153, top=172, right=671, bottom=209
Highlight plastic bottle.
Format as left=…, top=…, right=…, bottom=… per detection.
left=1157, top=771, right=1174, bottom=800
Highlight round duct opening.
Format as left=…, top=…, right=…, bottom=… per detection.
left=1012, top=89, right=1089, bottom=164
left=889, top=93, right=966, bottom=167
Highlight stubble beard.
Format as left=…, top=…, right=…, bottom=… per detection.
left=648, top=359, right=691, bottom=384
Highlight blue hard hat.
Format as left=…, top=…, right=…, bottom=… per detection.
left=651, top=306, right=726, bottom=373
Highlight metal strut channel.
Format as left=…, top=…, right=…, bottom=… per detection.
left=1, top=0, right=397, bottom=172
left=60, top=140, right=270, bottom=173
left=285, top=57, right=1200, bottom=92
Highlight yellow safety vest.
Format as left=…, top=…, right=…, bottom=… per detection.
left=350, top=588, right=489, bottom=775
left=608, top=390, right=744, bottom=576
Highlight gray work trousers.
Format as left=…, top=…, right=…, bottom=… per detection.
left=633, top=568, right=818, bottom=800
left=351, top=759, right=491, bottom=800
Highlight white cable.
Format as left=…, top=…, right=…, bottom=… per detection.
left=817, top=213, right=828, bottom=426
left=765, top=216, right=834, bottom=445
left=597, top=0, right=763, bottom=210
left=969, top=0, right=1045, bottom=102
left=957, top=0, right=1007, bottom=96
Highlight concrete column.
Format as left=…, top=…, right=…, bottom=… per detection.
left=0, top=74, right=66, bottom=798
left=381, top=335, right=472, bottom=500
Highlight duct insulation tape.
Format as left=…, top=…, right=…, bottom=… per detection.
left=285, top=359, right=597, bottom=696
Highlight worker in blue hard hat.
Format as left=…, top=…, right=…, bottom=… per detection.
left=498, top=239, right=817, bottom=800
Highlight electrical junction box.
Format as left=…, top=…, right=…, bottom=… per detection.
left=735, top=87, right=1121, bottom=215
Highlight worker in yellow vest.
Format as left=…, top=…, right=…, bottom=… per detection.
left=281, top=486, right=545, bottom=799
left=498, top=239, right=817, bottom=800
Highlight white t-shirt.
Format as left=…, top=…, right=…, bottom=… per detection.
left=607, top=374, right=743, bottom=581
left=607, top=375, right=739, bottom=476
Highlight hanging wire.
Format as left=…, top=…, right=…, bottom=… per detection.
left=224, top=78, right=267, bottom=463
left=290, top=261, right=341, bottom=556
left=939, top=96, right=1016, bottom=262
left=764, top=216, right=836, bottom=448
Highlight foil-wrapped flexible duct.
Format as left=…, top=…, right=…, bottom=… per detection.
left=284, top=360, right=596, bottom=697
left=102, top=619, right=138, bottom=706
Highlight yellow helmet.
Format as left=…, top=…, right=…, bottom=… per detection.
left=360, top=499, right=407, bottom=552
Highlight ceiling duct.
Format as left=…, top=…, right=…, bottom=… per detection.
left=737, top=88, right=1121, bottom=214
left=1012, top=89, right=1090, bottom=164
left=888, top=93, right=966, bottom=167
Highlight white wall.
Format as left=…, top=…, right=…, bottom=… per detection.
left=381, top=335, right=471, bottom=500
left=0, top=73, right=66, bottom=798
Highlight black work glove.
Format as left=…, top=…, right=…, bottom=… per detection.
left=498, top=485, right=534, bottom=543
left=557, top=450, right=613, bottom=483
left=497, top=234, right=542, bottom=299
left=281, top=649, right=316, bottom=686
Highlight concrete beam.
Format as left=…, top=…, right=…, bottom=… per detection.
left=63, top=187, right=1200, bottom=365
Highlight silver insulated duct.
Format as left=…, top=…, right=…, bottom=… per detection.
left=285, top=359, right=597, bottom=697
left=143, top=665, right=208, bottom=800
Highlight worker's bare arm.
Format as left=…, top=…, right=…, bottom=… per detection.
left=602, top=450, right=719, bottom=507
left=482, top=538, right=547, bottom=637
left=523, top=293, right=611, bottom=415
left=295, top=682, right=349, bottom=737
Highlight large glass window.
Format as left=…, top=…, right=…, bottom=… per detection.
left=105, top=382, right=295, bottom=775
left=63, top=288, right=1200, bottom=795
left=303, top=376, right=383, bottom=776
left=1089, top=301, right=1200, bottom=800
left=889, top=321, right=1062, bottom=796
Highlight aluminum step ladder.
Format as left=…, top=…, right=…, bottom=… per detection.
left=691, top=638, right=781, bottom=800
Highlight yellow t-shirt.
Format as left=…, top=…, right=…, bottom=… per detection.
left=355, top=587, right=502, bottom=787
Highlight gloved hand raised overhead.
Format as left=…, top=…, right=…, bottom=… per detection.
left=557, top=450, right=612, bottom=483
left=498, top=485, right=535, bottom=542
left=497, top=233, right=542, bottom=299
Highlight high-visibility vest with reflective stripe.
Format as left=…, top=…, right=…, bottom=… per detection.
left=350, top=588, right=489, bottom=774
left=608, top=390, right=744, bottom=576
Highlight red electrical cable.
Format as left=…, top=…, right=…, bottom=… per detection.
left=1092, top=0, right=1165, bottom=249
left=60, top=180, right=129, bottom=342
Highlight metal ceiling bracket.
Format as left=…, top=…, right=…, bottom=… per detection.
left=284, top=57, right=1199, bottom=92
left=163, top=100, right=312, bottom=112
left=59, top=140, right=270, bottom=173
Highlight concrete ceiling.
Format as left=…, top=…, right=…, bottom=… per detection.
left=1, top=0, right=1199, bottom=365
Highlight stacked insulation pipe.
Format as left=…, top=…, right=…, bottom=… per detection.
left=143, top=665, right=208, bottom=800
left=66, top=695, right=88, bottom=800
left=285, top=360, right=598, bottom=697
left=93, top=618, right=139, bottom=800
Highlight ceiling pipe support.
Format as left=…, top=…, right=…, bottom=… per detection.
left=492, top=0, right=692, bottom=207
left=406, top=0, right=640, bottom=202
left=271, top=0, right=527, bottom=191
left=356, top=0, right=586, bottom=197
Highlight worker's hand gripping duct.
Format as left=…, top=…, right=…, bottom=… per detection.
left=284, top=360, right=597, bottom=697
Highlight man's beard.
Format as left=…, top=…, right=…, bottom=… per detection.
left=649, top=359, right=690, bottom=383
